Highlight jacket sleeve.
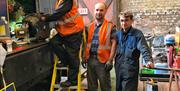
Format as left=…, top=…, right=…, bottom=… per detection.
left=137, top=31, right=153, bottom=64
left=45, top=0, right=73, bottom=22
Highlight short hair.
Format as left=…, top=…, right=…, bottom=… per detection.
left=119, top=11, right=133, bottom=20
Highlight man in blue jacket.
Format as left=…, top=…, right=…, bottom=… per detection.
left=115, top=11, right=154, bottom=91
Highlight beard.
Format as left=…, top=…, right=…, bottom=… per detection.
left=95, top=14, right=104, bottom=20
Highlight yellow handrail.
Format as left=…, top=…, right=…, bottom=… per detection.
left=50, top=55, right=58, bottom=91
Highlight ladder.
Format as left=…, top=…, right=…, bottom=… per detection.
left=50, top=55, right=87, bottom=91
left=50, top=28, right=87, bottom=91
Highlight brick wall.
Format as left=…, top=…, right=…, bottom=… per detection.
left=120, top=0, right=180, bottom=35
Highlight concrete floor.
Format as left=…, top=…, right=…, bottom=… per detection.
left=29, top=66, right=179, bottom=91
left=110, top=67, right=179, bottom=91
left=29, top=69, right=179, bottom=91
left=110, top=67, right=116, bottom=91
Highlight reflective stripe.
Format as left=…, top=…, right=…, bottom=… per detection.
left=106, top=23, right=111, bottom=38
left=105, top=23, right=112, bottom=48
left=57, top=12, right=79, bottom=25
left=99, top=45, right=111, bottom=49
left=99, top=23, right=112, bottom=50
left=55, top=0, right=64, bottom=9
left=87, top=44, right=91, bottom=48
left=86, top=22, right=94, bottom=49
left=87, top=22, right=112, bottom=50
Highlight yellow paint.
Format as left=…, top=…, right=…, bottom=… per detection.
left=78, top=28, right=86, bottom=91
left=0, top=82, right=16, bottom=91
left=0, top=25, right=6, bottom=36
left=78, top=44, right=82, bottom=91
left=50, top=28, right=87, bottom=91
left=50, top=55, right=58, bottom=91
left=175, top=26, right=180, bottom=46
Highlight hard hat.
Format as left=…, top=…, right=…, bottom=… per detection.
left=164, top=34, right=175, bottom=45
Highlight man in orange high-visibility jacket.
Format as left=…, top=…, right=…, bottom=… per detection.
left=82, top=2, right=117, bottom=91
left=42, top=0, right=84, bottom=87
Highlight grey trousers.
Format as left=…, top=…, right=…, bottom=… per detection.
left=87, top=55, right=111, bottom=91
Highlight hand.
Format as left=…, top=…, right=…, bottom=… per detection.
left=105, top=61, right=113, bottom=72
left=145, top=61, right=154, bottom=68
left=81, top=59, right=87, bottom=69
left=40, top=16, right=46, bottom=21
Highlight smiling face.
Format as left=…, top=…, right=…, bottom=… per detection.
left=94, top=3, right=106, bottom=21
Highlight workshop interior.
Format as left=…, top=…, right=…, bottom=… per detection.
left=0, top=0, right=180, bottom=91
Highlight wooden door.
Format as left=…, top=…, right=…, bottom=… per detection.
left=77, top=0, right=119, bottom=26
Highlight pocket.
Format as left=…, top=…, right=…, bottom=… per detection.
left=122, top=63, right=138, bottom=78
left=127, top=67, right=139, bottom=78
left=125, top=47, right=135, bottom=58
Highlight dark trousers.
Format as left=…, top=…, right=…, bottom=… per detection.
left=50, top=32, right=82, bottom=83
left=87, top=55, right=111, bottom=91
left=115, top=62, right=139, bottom=91
left=0, top=71, right=3, bottom=88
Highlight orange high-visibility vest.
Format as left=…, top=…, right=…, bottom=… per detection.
left=55, top=0, right=84, bottom=36
left=85, top=19, right=114, bottom=63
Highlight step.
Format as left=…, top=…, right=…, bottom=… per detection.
left=54, top=77, right=87, bottom=90
left=56, top=67, right=68, bottom=70
left=54, top=65, right=88, bottom=90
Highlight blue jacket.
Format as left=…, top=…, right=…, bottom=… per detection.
left=115, top=27, right=153, bottom=67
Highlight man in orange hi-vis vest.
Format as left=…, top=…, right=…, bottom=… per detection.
left=82, top=2, right=117, bottom=91
left=41, top=0, right=84, bottom=87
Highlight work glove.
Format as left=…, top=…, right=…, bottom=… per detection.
left=81, top=59, right=87, bottom=69
left=105, top=61, right=113, bottom=72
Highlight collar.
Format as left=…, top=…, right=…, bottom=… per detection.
left=121, top=26, right=134, bottom=35
left=95, top=19, right=104, bottom=27
left=121, top=26, right=132, bottom=35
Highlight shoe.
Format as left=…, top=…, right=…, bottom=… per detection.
left=60, top=80, right=77, bottom=87
left=56, top=63, right=65, bottom=67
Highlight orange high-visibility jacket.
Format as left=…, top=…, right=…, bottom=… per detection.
left=85, top=19, right=114, bottom=63
left=55, top=0, right=84, bottom=36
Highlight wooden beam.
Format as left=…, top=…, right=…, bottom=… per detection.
left=105, top=0, right=113, bottom=8
left=113, top=0, right=121, bottom=29
left=79, top=0, right=94, bottom=21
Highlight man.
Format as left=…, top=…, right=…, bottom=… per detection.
left=115, top=11, right=154, bottom=91
left=83, top=2, right=116, bottom=91
left=42, top=0, right=84, bottom=87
